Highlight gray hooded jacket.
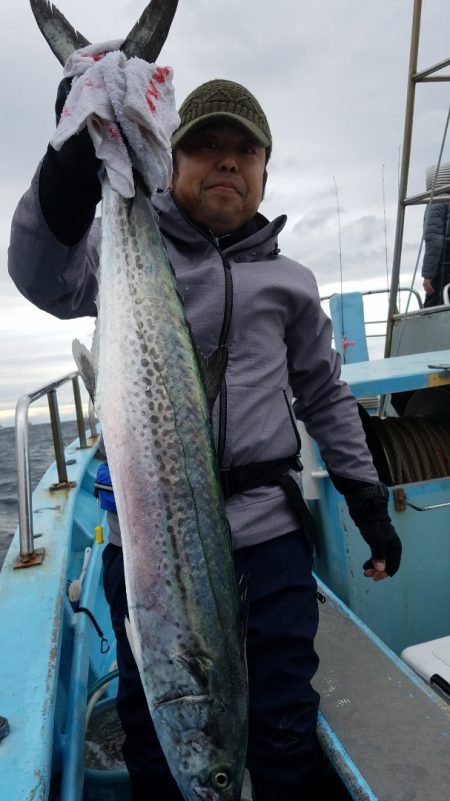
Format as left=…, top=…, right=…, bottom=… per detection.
left=8, top=167, right=379, bottom=548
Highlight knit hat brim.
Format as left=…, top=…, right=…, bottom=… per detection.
left=171, top=111, right=271, bottom=150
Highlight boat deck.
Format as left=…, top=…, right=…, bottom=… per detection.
left=340, top=348, right=450, bottom=398
left=314, top=580, right=450, bottom=801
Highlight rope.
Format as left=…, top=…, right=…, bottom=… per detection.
left=75, top=606, right=110, bottom=653
left=370, top=415, right=450, bottom=484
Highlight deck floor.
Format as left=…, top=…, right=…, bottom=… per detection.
left=313, top=583, right=450, bottom=801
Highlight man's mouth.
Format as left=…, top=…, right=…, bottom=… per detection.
left=206, top=182, right=242, bottom=195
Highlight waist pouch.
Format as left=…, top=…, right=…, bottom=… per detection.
left=94, top=462, right=117, bottom=513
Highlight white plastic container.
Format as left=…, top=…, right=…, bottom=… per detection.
left=401, top=636, right=450, bottom=704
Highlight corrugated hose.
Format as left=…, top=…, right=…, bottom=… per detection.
left=370, top=416, right=450, bottom=484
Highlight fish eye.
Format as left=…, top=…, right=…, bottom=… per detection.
left=211, top=769, right=231, bottom=790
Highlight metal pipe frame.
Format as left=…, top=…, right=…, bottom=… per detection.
left=15, top=372, right=95, bottom=562
left=385, top=0, right=422, bottom=356
left=385, top=0, right=450, bottom=356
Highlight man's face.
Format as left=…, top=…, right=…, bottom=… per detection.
left=171, top=123, right=267, bottom=235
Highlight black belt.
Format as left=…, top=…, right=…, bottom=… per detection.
left=219, top=456, right=319, bottom=551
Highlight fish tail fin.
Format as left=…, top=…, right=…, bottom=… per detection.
left=30, top=0, right=179, bottom=66
left=30, top=0, right=90, bottom=65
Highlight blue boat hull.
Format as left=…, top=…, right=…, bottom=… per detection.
left=2, top=350, right=450, bottom=800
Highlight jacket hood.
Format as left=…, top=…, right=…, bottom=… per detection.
left=151, top=189, right=287, bottom=260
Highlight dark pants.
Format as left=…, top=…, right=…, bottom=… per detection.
left=102, top=530, right=322, bottom=799
left=423, top=271, right=450, bottom=307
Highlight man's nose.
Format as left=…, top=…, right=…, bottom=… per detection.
left=217, top=148, right=238, bottom=171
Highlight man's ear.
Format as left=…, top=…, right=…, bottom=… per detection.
left=170, top=150, right=178, bottom=189
left=261, top=168, right=268, bottom=200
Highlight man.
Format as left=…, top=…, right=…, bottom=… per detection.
left=422, top=163, right=450, bottom=307
left=422, top=201, right=450, bottom=307
left=8, top=77, right=401, bottom=801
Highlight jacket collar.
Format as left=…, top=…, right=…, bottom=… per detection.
left=152, top=190, right=287, bottom=259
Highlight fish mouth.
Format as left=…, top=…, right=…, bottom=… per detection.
left=190, top=780, right=221, bottom=801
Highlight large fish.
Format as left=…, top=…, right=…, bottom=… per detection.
left=30, top=2, right=248, bottom=800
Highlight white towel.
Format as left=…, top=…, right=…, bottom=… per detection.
left=50, top=40, right=180, bottom=198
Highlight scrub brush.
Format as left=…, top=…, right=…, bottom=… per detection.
left=68, top=547, right=92, bottom=605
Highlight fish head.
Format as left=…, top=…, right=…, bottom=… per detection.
left=189, top=768, right=242, bottom=801
left=153, top=694, right=247, bottom=801
left=185, top=728, right=246, bottom=801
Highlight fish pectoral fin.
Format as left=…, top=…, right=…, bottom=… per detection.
left=154, top=693, right=212, bottom=731
left=198, top=346, right=228, bottom=407
left=124, top=616, right=139, bottom=665
left=175, top=652, right=213, bottom=692
left=72, top=338, right=96, bottom=404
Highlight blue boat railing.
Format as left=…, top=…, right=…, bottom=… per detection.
left=320, top=286, right=424, bottom=345
left=14, top=372, right=97, bottom=566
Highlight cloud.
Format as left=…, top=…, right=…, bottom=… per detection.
left=1, top=0, right=449, bottom=418
left=0, top=297, right=94, bottom=422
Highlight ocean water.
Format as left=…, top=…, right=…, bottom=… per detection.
left=0, top=421, right=80, bottom=567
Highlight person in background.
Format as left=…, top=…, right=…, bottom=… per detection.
left=8, top=75, right=402, bottom=801
left=422, top=163, right=450, bottom=307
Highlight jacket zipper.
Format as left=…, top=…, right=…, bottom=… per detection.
left=164, top=195, right=234, bottom=465
left=216, top=250, right=233, bottom=466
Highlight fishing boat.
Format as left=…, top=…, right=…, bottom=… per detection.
left=305, top=1, right=450, bottom=796
left=1, top=1, right=449, bottom=799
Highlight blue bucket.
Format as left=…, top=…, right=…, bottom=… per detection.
left=84, top=695, right=131, bottom=801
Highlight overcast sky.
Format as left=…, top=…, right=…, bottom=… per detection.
left=1, top=0, right=449, bottom=426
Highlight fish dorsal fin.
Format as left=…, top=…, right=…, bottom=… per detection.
left=121, top=0, right=180, bottom=62
left=72, top=338, right=96, bottom=404
left=30, top=0, right=90, bottom=66
left=198, top=346, right=228, bottom=408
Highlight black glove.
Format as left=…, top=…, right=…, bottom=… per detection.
left=39, top=78, right=102, bottom=246
left=357, top=520, right=402, bottom=577
left=55, top=76, right=72, bottom=125
left=52, top=77, right=101, bottom=182
left=343, top=481, right=402, bottom=577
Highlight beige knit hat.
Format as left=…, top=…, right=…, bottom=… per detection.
left=171, top=79, right=272, bottom=155
left=425, top=162, right=450, bottom=191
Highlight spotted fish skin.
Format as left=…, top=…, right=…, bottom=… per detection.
left=95, top=178, right=248, bottom=801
